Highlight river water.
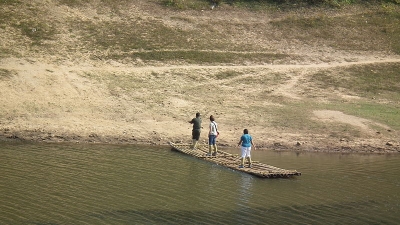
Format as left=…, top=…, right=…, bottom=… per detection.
left=1, top=142, right=399, bottom=225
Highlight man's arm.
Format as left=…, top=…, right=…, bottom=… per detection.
left=251, top=140, right=256, bottom=150
left=237, top=138, right=242, bottom=147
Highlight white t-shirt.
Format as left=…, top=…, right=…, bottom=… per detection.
left=209, top=121, right=218, bottom=135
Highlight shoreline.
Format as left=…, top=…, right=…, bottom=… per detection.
left=2, top=130, right=399, bottom=154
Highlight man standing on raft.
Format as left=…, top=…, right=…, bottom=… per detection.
left=189, top=112, right=202, bottom=150
left=207, top=115, right=219, bottom=156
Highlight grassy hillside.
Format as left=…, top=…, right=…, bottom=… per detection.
left=1, top=0, right=400, bottom=60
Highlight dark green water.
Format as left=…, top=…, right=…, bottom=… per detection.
left=1, top=142, right=399, bottom=225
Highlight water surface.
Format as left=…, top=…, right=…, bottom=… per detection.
left=1, top=142, right=399, bottom=224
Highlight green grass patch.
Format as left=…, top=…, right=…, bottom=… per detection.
left=74, top=19, right=192, bottom=52
left=266, top=100, right=400, bottom=137
left=14, top=21, right=57, bottom=45
left=0, top=48, right=19, bottom=58
left=323, top=102, right=400, bottom=130
left=56, top=0, right=86, bottom=7
left=271, top=6, right=400, bottom=52
left=117, top=51, right=288, bottom=64
left=1, top=2, right=59, bottom=46
left=107, top=74, right=147, bottom=93
left=0, top=0, right=20, bottom=5
left=161, top=0, right=210, bottom=9
left=74, top=18, right=263, bottom=55
left=378, top=4, right=400, bottom=54
left=160, top=0, right=399, bottom=11
left=56, top=0, right=132, bottom=7
left=0, top=68, right=14, bottom=80
left=71, top=13, right=274, bottom=55
left=228, top=0, right=281, bottom=11
left=22, top=101, right=43, bottom=113
left=311, top=63, right=400, bottom=100
left=92, top=1, right=399, bottom=54
left=215, top=70, right=243, bottom=80
left=246, top=72, right=289, bottom=85
left=0, top=3, right=18, bottom=25
left=80, top=71, right=153, bottom=98
left=247, top=102, right=339, bottom=137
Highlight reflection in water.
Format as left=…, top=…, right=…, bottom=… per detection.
left=237, top=175, right=254, bottom=205
left=0, top=142, right=399, bottom=224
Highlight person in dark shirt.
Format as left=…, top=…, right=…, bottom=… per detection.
left=189, top=112, right=202, bottom=150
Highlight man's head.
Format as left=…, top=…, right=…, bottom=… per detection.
left=244, top=129, right=248, bottom=134
left=210, top=115, right=215, bottom=121
left=196, top=112, right=201, bottom=117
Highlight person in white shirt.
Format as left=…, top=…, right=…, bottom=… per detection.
left=207, top=115, right=219, bottom=156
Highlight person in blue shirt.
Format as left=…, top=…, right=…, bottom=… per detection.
left=237, top=129, right=256, bottom=168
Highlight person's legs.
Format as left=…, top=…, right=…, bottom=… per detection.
left=247, top=157, right=252, bottom=167
left=208, top=135, right=213, bottom=155
left=192, top=139, right=198, bottom=149
left=192, top=130, right=200, bottom=149
left=208, top=135, right=216, bottom=156
left=212, top=144, right=218, bottom=156
left=246, top=148, right=252, bottom=167
left=191, top=130, right=196, bottom=149
left=239, top=158, right=245, bottom=168
left=239, top=146, right=247, bottom=168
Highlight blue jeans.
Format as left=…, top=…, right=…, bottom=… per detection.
left=208, top=135, right=217, bottom=145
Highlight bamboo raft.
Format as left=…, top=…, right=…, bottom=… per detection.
left=169, top=142, right=301, bottom=178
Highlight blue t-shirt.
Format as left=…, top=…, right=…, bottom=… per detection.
left=240, top=134, right=252, bottom=147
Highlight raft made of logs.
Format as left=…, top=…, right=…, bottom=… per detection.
left=169, top=142, right=301, bottom=178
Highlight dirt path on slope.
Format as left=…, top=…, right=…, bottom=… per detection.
left=0, top=55, right=399, bottom=153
